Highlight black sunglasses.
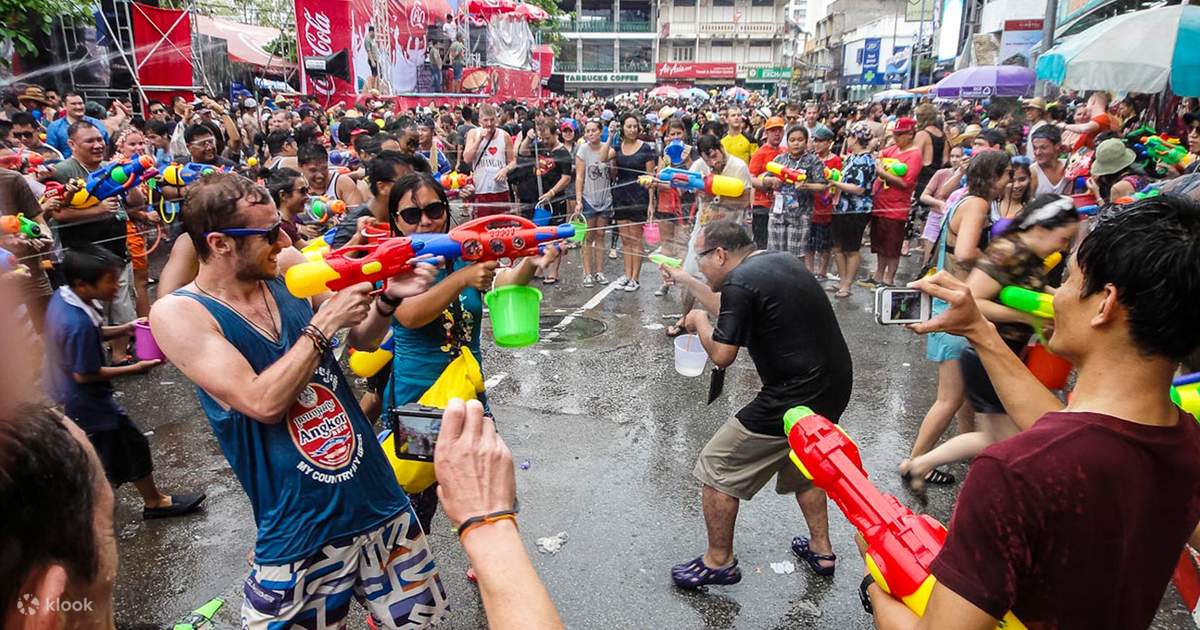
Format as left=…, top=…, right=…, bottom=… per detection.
left=12, top=131, right=34, bottom=139
left=395, top=202, right=448, bottom=225
left=206, top=219, right=284, bottom=245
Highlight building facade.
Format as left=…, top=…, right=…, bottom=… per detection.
left=552, top=0, right=658, bottom=94
left=655, top=0, right=791, bottom=94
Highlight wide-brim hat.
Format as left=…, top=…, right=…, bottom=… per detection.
left=952, top=124, right=983, bottom=146
left=18, top=85, right=49, bottom=105
left=1091, top=138, right=1137, bottom=176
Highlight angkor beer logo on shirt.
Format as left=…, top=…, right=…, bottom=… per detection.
left=287, top=384, right=359, bottom=476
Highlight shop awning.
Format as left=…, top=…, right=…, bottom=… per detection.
left=195, top=15, right=296, bottom=72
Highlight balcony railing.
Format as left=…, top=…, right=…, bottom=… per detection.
left=619, top=59, right=652, bottom=72
left=618, top=20, right=653, bottom=32
left=542, top=17, right=654, bottom=32
left=556, top=60, right=579, bottom=72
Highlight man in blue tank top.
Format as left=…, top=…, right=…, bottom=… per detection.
left=150, top=174, right=444, bottom=629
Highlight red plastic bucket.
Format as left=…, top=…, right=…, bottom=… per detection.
left=1026, top=343, right=1071, bottom=390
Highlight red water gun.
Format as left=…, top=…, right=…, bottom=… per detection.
left=409, top=214, right=575, bottom=263
left=765, top=161, right=807, bottom=185
left=286, top=236, right=421, bottom=298
left=0, top=150, right=45, bottom=174
left=783, top=406, right=1026, bottom=628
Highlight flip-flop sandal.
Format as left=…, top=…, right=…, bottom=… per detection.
left=665, top=324, right=686, bottom=338
left=543, top=277, right=558, bottom=285
left=835, top=289, right=851, bottom=298
left=924, top=468, right=956, bottom=485
left=791, top=536, right=836, bottom=577
left=671, top=556, right=742, bottom=589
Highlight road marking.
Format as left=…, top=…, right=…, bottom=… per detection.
left=544, top=246, right=662, bottom=341
left=484, top=372, right=508, bottom=388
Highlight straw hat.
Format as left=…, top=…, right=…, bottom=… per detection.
left=1090, top=138, right=1137, bottom=176
left=952, top=124, right=983, bottom=146
left=1022, top=97, right=1046, bottom=111
left=18, top=85, right=49, bottom=105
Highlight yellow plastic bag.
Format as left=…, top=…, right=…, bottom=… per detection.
left=383, top=348, right=484, bottom=493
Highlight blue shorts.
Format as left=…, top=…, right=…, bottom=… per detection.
left=925, top=299, right=966, bottom=362
left=241, top=507, right=447, bottom=629
left=582, top=198, right=612, bottom=220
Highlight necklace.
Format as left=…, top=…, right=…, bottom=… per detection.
left=195, top=280, right=280, bottom=342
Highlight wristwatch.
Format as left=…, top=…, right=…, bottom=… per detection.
left=376, top=294, right=403, bottom=316
left=859, top=574, right=876, bottom=615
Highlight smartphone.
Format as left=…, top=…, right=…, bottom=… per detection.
left=388, top=403, right=443, bottom=462
left=874, top=287, right=932, bottom=325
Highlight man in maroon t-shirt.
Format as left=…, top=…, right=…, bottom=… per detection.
left=864, top=195, right=1200, bottom=629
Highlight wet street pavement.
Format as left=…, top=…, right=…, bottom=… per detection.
left=113, top=240, right=1194, bottom=629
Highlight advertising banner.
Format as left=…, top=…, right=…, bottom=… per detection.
left=656, top=62, right=738, bottom=80
left=999, top=19, right=1043, bottom=68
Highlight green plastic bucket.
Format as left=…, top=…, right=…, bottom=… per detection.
left=485, top=285, right=543, bottom=348
left=569, top=218, right=587, bottom=242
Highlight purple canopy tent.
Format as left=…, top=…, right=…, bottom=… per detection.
left=934, top=65, right=1036, bottom=98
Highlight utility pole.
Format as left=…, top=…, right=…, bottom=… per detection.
left=1036, top=0, right=1057, bottom=95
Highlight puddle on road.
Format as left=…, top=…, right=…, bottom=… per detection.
left=539, top=314, right=607, bottom=343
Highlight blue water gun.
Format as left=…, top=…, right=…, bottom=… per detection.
left=161, top=162, right=230, bottom=187
left=68, top=155, right=158, bottom=208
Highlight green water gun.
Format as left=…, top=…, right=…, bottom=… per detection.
left=649, top=254, right=681, bottom=268
left=999, top=286, right=1053, bottom=319
left=173, top=597, right=224, bottom=630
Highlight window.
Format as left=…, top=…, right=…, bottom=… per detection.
left=713, top=0, right=734, bottom=7
left=751, top=0, right=772, bottom=6
left=749, top=40, right=772, bottom=62
left=710, top=40, right=733, bottom=61
left=676, top=0, right=696, bottom=6
left=672, top=45, right=695, bottom=61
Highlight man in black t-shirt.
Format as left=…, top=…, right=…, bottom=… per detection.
left=663, top=220, right=853, bottom=589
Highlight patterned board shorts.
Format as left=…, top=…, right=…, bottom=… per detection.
left=767, top=211, right=812, bottom=258
left=241, top=507, right=448, bottom=630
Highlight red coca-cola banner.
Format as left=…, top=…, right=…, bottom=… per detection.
left=655, top=62, right=737, bottom=80
left=295, top=0, right=355, bottom=106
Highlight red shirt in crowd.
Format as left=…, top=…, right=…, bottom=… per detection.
left=748, top=143, right=785, bottom=211
left=1073, top=113, right=1112, bottom=151
left=871, top=145, right=922, bottom=221
left=812, top=153, right=843, bottom=225
left=931, top=410, right=1200, bottom=629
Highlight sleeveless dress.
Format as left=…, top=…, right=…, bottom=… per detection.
left=177, top=279, right=408, bottom=564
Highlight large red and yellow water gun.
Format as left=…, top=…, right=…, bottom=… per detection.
left=286, top=214, right=575, bottom=298
left=765, top=161, right=807, bottom=185
left=638, top=167, right=746, bottom=197
left=783, top=406, right=1026, bottom=629
left=286, top=236, right=422, bottom=298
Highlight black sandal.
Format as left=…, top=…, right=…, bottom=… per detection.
left=790, top=536, right=836, bottom=577
left=924, top=468, right=956, bottom=485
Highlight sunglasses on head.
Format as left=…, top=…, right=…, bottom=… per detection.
left=206, top=219, right=284, bottom=245
left=395, top=201, right=448, bottom=225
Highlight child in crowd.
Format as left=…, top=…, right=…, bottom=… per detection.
left=42, top=245, right=205, bottom=520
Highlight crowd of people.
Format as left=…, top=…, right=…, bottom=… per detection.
left=2, top=80, right=1200, bottom=630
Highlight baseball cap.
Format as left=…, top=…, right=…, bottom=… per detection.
left=764, top=116, right=786, bottom=130
left=892, top=117, right=917, bottom=133
left=811, top=125, right=835, bottom=141
left=242, top=97, right=257, bottom=108
left=600, top=109, right=615, bottom=122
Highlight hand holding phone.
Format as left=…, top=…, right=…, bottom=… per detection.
left=874, top=287, right=932, bottom=325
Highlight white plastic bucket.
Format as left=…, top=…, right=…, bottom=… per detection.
left=674, top=334, right=708, bottom=377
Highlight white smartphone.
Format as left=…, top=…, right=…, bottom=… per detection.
left=874, top=287, right=932, bottom=325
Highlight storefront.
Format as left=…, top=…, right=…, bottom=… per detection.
left=563, top=72, right=656, bottom=95
left=744, top=66, right=791, bottom=97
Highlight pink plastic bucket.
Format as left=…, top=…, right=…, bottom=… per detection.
left=643, top=222, right=661, bottom=246
left=134, top=320, right=165, bottom=361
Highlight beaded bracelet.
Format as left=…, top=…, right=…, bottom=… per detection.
left=453, top=509, right=518, bottom=540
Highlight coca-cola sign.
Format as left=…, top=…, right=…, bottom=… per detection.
left=656, top=62, right=737, bottom=79
left=300, top=7, right=335, bottom=96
